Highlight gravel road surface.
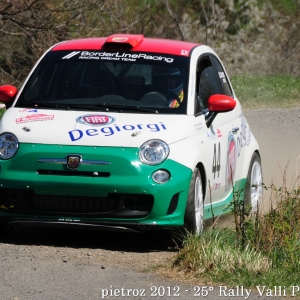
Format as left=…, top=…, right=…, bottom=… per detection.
left=1, top=107, right=299, bottom=300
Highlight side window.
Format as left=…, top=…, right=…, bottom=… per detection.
left=211, top=56, right=232, bottom=96
left=195, top=56, right=220, bottom=114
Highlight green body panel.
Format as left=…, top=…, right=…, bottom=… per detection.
left=204, top=178, right=247, bottom=218
left=0, top=143, right=247, bottom=228
left=0, top=143, right=192, bottom=226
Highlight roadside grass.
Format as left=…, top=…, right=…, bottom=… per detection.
left=170, top=183, right=300, bottom=291
left=231, top=74, right=300, bottom=109
left=258, top=0, right=299, bottom=16
left=0, top=108, right=4, bottom=119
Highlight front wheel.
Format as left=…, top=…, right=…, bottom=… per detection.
left=0, top=221, right=11, bottom=238
left=244, top=152, right=263, bottom=212
left=184, top=168, right=204, bottom=235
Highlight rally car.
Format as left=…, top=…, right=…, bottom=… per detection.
left=0, top=34, right=262, bottom=235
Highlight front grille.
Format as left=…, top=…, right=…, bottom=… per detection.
left=123, top=195, right=153, bottom=211
left=0, top=188, right=154, bottom=218
left=32, top=194, right=118, bottom=213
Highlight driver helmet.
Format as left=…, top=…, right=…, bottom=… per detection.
left=152, top=66, right=184, bottom=107
left=81, top=65, right=115, bottom=98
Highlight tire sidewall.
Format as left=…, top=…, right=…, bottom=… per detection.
left=184, top=168, right=203, bottom=234
left=244, top=152, right=262, bottom=211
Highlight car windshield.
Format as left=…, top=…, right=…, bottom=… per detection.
left=15, top=50, right=190, bottom=114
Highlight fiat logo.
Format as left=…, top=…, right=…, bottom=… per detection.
left=76, top=114, right=115, bottom=126
left=66, top=154, right=82, bottom=170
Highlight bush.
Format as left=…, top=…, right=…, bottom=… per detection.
left=172, top=183, right=300, bottom=289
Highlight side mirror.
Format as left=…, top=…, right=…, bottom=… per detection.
left=0, top=85, right=18, bottom=108
left=205, top=94, right=236, bottom=127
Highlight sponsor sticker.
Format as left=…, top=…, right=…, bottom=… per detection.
left=62, top=51, right=174, bottom=63
left=225, top=132, right=237, bottom=191
left=194, top=122, right=204, bottom=131
left=112, top=37, right=128, bottom=42
left=181, top=50, right=188, bottom=56
left=207, top=128, right=222, bottom=139
left=16, top=114, right=54, bottom=124
left=218, top=72, right=225, bottom=79
left=19, top=109, right=38, bottom=112
left=76, top=114, right=115, bottom=126
left=211, top=182, right=221, bottom=191
left=68, top=121, right=167, bottom=141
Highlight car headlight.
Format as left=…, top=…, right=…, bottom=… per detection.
left=139, top=140, right=169, bottom=165
left=0, top=133, right=19, bottom=159
left=152, top=170, right=171, bottom=184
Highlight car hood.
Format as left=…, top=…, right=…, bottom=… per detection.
left=0, top=108, right=192, bottom=147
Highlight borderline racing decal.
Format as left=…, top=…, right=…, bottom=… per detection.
left=62, top=51, right=174, bottom=63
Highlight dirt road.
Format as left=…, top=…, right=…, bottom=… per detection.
left=1, top=107, right=298, bottom=300
left=246, top=107, right=300, bottom=192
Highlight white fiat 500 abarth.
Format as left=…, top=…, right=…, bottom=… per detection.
left=0, top=34, right=262, bottom=235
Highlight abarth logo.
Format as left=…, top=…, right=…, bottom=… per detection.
left=112, top=37, right=128, bottom=42
left=76, top=114, right=115, bottom=126
left=66, top=154, right=82, bottom=170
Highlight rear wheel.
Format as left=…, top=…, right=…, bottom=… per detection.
left=184, top=168, right=204, bottom=235
left=244, top=153, right=263, bottom=212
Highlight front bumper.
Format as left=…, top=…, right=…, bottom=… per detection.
left=0, top=143, right=192, bottom=230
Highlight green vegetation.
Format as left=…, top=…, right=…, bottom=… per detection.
left=0, top=108, right=4, bottom=119
left=0, top=0, right=300, bottom=85
left=231, top=75, right=300, bottom=109
left=171, top=184, right=300, bottom=291
left=258, top=0, right=299, bottom=15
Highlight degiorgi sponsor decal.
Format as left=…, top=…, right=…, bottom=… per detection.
left=16, top=114, right=54, bottom=124
left=69, top=117, right=167, bottom=141
left=62, top=51, right=174, bottom=63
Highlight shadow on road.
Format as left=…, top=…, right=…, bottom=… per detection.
left=1, top=224, right=179, bottom=253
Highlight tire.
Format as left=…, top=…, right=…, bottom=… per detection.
left=0, top=221, right=10, bottom=238
left=184, top=168, right=204, bottom=235
left=244, top=152, right=263, bottom=212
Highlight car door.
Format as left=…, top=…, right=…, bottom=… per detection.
left=195, top=54, right=241, bottom=205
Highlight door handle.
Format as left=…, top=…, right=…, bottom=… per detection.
left=232, top=127, right=239, bottom=134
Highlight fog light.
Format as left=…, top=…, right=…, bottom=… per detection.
left=152, top=170, right=170, bottom=184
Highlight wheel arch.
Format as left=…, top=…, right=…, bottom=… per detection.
left=196, top=162, right=207, bottom=200
left=254, top=149, right=261, bottom=160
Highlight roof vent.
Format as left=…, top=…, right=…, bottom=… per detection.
left=102, top=34, right=144, bottom=50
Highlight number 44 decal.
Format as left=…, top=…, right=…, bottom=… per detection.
left=212, top=142, right=221, bottom=178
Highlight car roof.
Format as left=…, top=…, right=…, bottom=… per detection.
left=51, top=34, right=201, bottom=56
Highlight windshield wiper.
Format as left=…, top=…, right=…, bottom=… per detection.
left=95, top=103, right=158, bottom=113
left=16, top=102, right=158, bottom=113
left=17, top=102, right=110, bottom=111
